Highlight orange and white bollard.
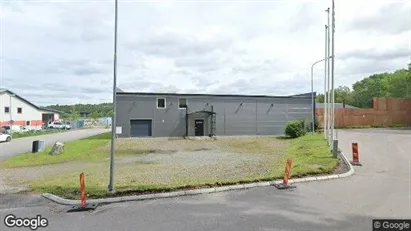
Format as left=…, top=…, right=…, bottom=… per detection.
left=67, top=172, right=98, bottom=212
left=283, top=159, right=292, bottom=185
left=80, top=173, right=86, bottom=207
left=350, top=143, right=362, bottom=166
left=274, top=159, right=296, bottom=189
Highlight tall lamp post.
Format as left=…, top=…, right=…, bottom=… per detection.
left=326, top=7, right=331, bottom=145
left=311, top=56, right=332, bottom=135
left=324, top=24, right=328, bottom=140
left=108, top=0, right=119, bottom=193
left=9, top=93, right=15, bottom=136
left=330, top=0, right=336, bottom=142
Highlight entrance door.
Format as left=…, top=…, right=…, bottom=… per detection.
left=194, top=119, right=204, bottom=136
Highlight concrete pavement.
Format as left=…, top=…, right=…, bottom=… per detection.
left=0, top=128, right=108, bottom=160
left=0, top=128, right=410, bottom=231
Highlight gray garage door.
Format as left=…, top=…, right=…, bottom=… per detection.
left=130, top=120, right=152, bottom=137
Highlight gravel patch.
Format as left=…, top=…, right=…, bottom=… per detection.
left=104, top=150, right=275, bottom=184
left=1, top=162, right=94, bottom=181
left=1, top=136, right=290, bottom=193
left=0, top=162, right=98, bottom=193
left=0, top=150, right=277, bottom=191
left=99, top=136, right=288, bottom=155
left=118, top=150, right=265, bottom=167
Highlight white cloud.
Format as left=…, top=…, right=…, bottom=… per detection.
left=1, top=0, right=410, bottom=106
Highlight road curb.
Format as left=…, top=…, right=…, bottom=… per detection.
left=42, top=151, right=355, bottom=206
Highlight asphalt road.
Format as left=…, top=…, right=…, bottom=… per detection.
left=0, top=128, right=410, bottom=231
left=0, top=128, right=109, bottom=160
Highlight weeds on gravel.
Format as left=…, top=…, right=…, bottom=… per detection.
left=12, top=133, right=338, bottom=199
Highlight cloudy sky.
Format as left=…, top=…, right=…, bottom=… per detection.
left=0, top=0, right=410, bottom=106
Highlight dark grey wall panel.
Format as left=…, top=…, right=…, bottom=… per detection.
left=223, top=99, right=257, bottom=136
left=130, top=120, right=152, bottom=137
left=116, top=93, right=313, bottom=137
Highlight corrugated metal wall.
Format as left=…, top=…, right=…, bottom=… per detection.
left=116, top=94, right=312, bottom=137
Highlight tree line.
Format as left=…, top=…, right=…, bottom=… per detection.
left=44, top=103, right=113, bottom=121
left=316, top=63, right=411, bottom=108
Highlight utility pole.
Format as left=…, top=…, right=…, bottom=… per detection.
left=311, top=56, right=333, bottom=135
left=9, top=94, right=13, bottom=136
left=108, top=0, right=118, bottom=193
left=331, top=0, right=335, bottom=141
left=311, top=61, right=315, bottom=135
left=326, top=7, right=331, bottom=145
left=324, top=24, right=328, bottom=140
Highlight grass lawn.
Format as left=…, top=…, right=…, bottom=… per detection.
left=1, top=133, right=338, bottom=199
left=335, top=124, right=411, bottom=129
left=2, top=133, right=109, bottom=167
left=10, top=129, right=69, bottom=139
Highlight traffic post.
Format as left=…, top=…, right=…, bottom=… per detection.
left=67, top=172, right=98, bottom=212
left=350, top=143, right=362, bottom=166
left=273, top=159, right=296, bottom=189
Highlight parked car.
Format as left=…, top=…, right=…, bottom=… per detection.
left=1, top=126, right=11, bottom=134
left=0, top=132, right=11, bottom=142
left=48, top=121, right=71, bottom=130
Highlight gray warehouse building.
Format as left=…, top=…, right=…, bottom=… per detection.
left=115, top=91, right=315, bottom=138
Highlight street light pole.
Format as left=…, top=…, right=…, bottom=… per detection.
left=9, top=94, right=13, bottom=136
left=311, top=62, right=315, bottom=135
left=311, top=56, right=332, bottom=135
left=326, top=7, right=331, bottom=145
left=324, top=24, right=328, bottom=140
left=331, top=0, right=336, bottom=140
left=108, top=0, right=118, bottom=193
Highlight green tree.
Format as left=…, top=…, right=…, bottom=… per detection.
left=387, top=69, right=411, bottom=98
left=316, top=94, right=325, bottom=103
left=351, top=73, right=390, bottom=108
left=334, top=86, right=354, bottom=106
left=69, top=106, right=80, bottom=122
left=90, top=111, right=100, bottom=120
left=105, top=109, right=114, bottom=118
left=333, top=63, right=411, bottom=108
left=45, top=103, right=113, bottom=117
left=315, top=85, right=353, bottom=106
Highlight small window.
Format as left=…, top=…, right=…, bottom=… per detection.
left=157, top=98, right=166, bottom=109
left=4, top=107, right=10, bottom=113
left=26, top=121, right=30, bottom=126
left=179, top=98, right=187, bottom=109
left=17, top=107, right=22, bottom=114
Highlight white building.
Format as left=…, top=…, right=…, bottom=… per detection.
left=0, top=89, right=61, bottom=131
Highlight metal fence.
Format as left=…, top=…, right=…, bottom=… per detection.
left=316, top=97, right=411, bottom=128
left=66, top=120, right=85, bottom=129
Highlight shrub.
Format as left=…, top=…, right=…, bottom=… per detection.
left=285, top=120, right=306, bottom=138
left=305, top=117, right=320, bottom=132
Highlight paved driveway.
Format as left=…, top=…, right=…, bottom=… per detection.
left=0, top=128, right=410, bottom=231
left=0, top=128, right=108, bottom=160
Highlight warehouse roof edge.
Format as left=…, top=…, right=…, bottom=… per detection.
left=116, top=91, right=315, bottom=99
